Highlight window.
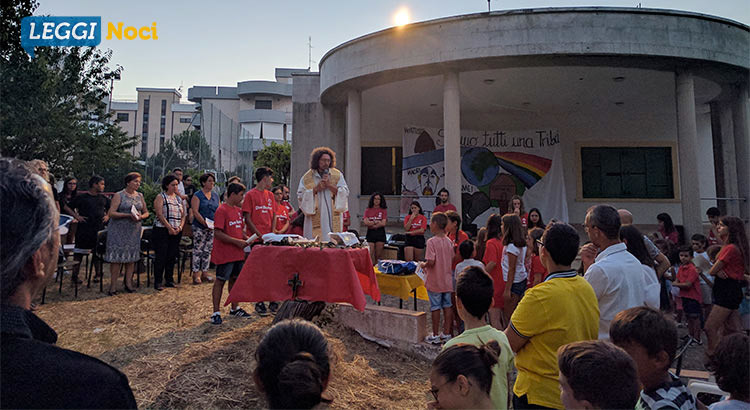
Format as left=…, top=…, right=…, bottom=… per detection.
left=160, top=117, right=166, bottom=136
left=160, top=99, right=167, bottom=115
left=255, top=100, right=272, bottom=110
left=361, top=147, right=402, bottom=195
left=141, top=99, right=150, bottom=137
left=580, top=146, right=674, bottom=199
left=179, top=116, right=192, bottom=123
left=116, top=112, right=129, bottom=122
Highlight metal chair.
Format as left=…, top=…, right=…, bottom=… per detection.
left=86, top=230, right=107, bottom=292
left=178, top=235, right=193, bottom=284
left=138, top=227, right=154, bottom=287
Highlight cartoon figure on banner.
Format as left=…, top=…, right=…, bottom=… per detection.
left=418, top=166, right=440, bottom=197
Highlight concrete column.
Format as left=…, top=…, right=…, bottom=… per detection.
left=732, top=83, right=750, bottom=223
left=346, top=89, right=362, bottom=232
left=718, top=101, right=740, bottom=216
left=675, top=72, right=702, bottom=238
left=443, top=72, right=462, bottom=217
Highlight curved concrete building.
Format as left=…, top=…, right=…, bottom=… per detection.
left=291, top=7, right=749, bottom=235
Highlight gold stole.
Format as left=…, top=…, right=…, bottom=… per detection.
left=302, top=168, right=343, bottom=238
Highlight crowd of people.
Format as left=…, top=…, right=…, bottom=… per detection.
left=2, top=153, right=749, bottom=409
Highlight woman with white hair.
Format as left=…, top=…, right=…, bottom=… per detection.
left=0, top=157, right=136, bottom=409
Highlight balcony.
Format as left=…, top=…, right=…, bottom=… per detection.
left=238, top=109, right=287, bottom=124
left=187, top=86, right=238, bottom=102
left=237, top=81, right=292, bottom=97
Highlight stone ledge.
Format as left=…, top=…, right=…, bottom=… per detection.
left=336, top=304, right=427, bottom=344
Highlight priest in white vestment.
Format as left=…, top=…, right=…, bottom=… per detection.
left=297, top=147, right=349, bottom=241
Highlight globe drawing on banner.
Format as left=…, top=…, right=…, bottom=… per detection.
left=461, top=147, right=500, bottom=187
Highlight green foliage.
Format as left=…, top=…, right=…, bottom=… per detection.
left=255, top=141, right=291, bottom=186
left=0, top=0, right=139, bottom=189
left=144, top=130, right=216, bottom=181
left=137, top=179, right=161, bottom=226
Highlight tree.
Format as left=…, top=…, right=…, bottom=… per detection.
left=0, top=0, right=139, bottom=191
left=255, top=141, right=291, bottom=186
left=144, top=129, right=216, bottom=181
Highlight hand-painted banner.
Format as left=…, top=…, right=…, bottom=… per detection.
left=401, top=126, right=569, bottom=228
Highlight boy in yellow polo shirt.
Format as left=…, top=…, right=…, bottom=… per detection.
left=504, top=223, right=599, bottom=409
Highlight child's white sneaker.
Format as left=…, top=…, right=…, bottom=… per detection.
left=425, top=334, right=440, bottom=344
left=439, top=332, right=452, bottom=342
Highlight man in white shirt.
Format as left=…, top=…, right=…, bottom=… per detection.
left=581, top=205, right=648, bottom=339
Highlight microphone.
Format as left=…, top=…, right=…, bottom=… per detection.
left=322, top=168, right=329, bottom=176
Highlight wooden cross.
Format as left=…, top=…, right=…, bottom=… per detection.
left=287, top=273, right=304, bottom=299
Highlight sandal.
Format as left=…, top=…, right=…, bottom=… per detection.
left=192, top=277, right=202, bottom=285
left=201, top=275, right=214, bottom=283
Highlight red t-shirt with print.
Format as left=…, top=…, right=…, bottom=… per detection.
left=274, top=201, right=289, bottom=233
left=241, top=188, right=274, bottom=236
left=364, top=207, right=387, bottom=227
left=404, top=214, right=427, bottom=234
left=211, top=204, right=246, bottom=265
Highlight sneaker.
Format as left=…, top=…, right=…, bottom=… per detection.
left=210, top=313, right=222, bottom=325
left=255, top=302, right=269, bottom=317
left=268, top=302, right=280, bottom=315
left=425, top=334, right=440, bottom=344
left=439, top=333, right=452, bottom=342
left=230, top=308, right=252, bottom=318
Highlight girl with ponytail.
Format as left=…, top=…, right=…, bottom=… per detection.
left=254, top=319, right=331, bottom=409
left=428, top=341, right=502, bottom=409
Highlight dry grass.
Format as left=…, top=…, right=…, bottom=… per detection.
left=36, top=268, right=431, bottom=409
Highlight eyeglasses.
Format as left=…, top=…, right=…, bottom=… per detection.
left=430, top=380, right=451, bottom=402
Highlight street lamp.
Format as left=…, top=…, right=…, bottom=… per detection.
left=104, top=65, right=123, bottom=115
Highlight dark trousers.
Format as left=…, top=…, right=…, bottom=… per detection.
left=513, top=394, right=556, bottom=410
left=153, top=227, right=181, bottom=287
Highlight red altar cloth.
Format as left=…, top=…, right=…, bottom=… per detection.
left=225, top=246, right=380, bottom=311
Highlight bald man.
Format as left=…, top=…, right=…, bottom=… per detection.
left=618, top=209, right=670, bottom=279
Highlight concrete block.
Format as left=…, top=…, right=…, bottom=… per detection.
left=336, top=304, right=427, bottom=344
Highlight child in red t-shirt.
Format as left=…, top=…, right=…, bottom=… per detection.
left=210, top=183, right=250, bottom=325
left=482, top=214, right=505, bottom=330
left=272, top=186, right=290, bottom=234
left=241, top=167, right=275, bottom=241
left=526, top=227, right=548, bottom=288
left=240, top=167, right=277, bottom=316
left=672, top=247, right=703, bottom=344
left=403, top=201, right=427, bottom=262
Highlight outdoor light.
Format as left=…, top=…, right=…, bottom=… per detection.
left=612, top=76, right=626, bottom=82
left=483, top=79, right=495, bottom=85
left=394, top=8, right=410, bottom=26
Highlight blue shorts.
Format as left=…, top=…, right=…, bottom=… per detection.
left=215, top=260, right=244, bottom=282
left=510, top=279, right=528, bottom=297
left=428, top=291, right=452, bottom=311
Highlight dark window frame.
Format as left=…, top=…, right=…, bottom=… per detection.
left=254, top=99, right=272, bottom=110
left=361, top=146, right=402, bottom=196
left=579, top=145, right=675, bottom=200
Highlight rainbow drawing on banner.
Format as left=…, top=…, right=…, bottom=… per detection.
left=494, top=152, right=552, bottom=188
